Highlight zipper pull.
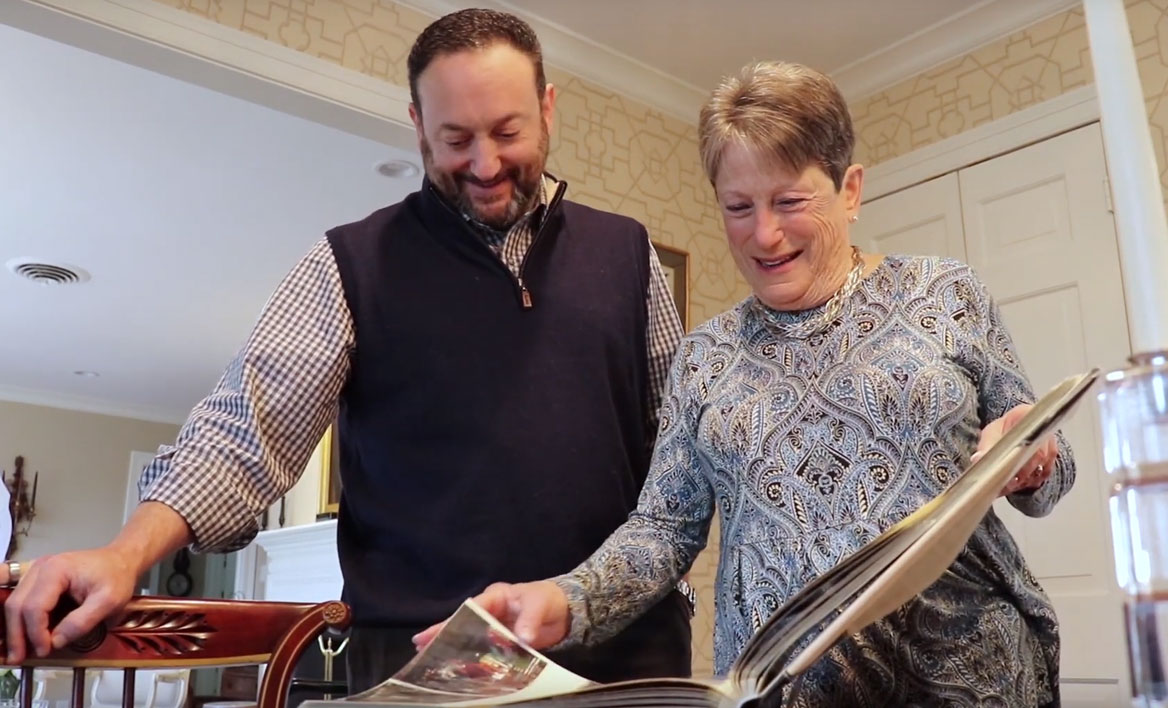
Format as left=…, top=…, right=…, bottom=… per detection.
left=518, top=278, right=533, bottom=309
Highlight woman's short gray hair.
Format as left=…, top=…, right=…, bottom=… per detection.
left=698, top=61, right=854, bottom=189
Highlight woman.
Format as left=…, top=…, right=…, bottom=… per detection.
left=417, top=61, right=1072, bottom=706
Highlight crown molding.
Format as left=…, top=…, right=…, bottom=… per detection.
left=9, top=0, right=1083, bottom=134
left=403, top=0, right=1080, bottom=117
left=2, top=0, right=417, bottom=150
left=833, top=0, right=1081, bottom=101
left=0, top=384, right=186, bottom=425
left=396, top=0, right=708, bottom=123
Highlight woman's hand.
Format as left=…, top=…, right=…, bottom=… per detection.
left=412, top=580, right=571, bottom=650
left=974, top=404, right=1058, bottom=496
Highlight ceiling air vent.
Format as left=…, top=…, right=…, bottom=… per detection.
left=6, top=258, right=90, bottom=285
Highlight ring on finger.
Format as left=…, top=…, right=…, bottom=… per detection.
left=6, top=560, right=25, bottom=586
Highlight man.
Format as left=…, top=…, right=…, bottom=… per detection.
left=2, top=8, right=692, bottom=692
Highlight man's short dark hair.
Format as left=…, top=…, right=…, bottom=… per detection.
left=407, top=9, right=546, bottom=115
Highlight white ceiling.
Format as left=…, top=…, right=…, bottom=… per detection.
left=412, top=0, right=1079, bottom=112
left=0, top=22, right=421, bottom=423
left=499, top=0, right=978, bottom=92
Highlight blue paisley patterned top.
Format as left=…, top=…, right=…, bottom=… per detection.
left=556, top=255, right=1073, bottom=706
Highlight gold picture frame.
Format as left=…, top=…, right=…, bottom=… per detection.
left=653, top=242, right=690, bottom=329
left=317, top=423, right=342, bottom=516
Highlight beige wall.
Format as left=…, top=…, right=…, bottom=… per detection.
left=0, top=400, right=178, bottom=561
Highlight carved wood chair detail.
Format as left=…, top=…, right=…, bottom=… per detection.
left=0, top=590, right=351, bottom=708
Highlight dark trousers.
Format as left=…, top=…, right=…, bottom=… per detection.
left=345, top=590, right=693, bottom=695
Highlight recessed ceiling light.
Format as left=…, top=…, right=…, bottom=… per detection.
left=374, top=159, right=420, bottom=179
left=6, top=258, right=90, bottom=285
left=73, top=370, right=100, bottom=378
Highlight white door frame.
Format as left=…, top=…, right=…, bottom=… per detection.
left=863, top=85, right=1101, bottom=202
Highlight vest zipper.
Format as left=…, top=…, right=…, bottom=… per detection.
left=516, top=180, right=567, bottom=310
left=426, top=177, right=567, bottom=310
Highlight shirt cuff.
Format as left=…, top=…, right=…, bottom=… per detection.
left=141, top=473, right=260, bottom=553
left=550, top=574, right=591, bottom=649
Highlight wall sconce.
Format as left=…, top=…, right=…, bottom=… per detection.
left=2, top=456, right=37, bottom=550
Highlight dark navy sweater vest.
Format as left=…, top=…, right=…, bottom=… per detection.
left=326, top=182, right=653, bottom=628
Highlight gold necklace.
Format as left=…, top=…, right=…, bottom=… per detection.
left=758, top=246, right=865, bottom=338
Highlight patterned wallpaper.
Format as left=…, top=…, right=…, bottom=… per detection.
left=851, top=0, right=1168, bottom=204
left=851, top=8, right=1092, bottom=167
left=147, top=0, right=1168, bottom=679
left=150, top=0, right=742, bottom=675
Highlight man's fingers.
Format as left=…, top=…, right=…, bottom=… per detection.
left=2, top=557, right=38, bottom=661
left=4, top=583, right=28, bottom=664
left=9, top=557, right=83, bottom=659
left=22, top=602, right=53, bottom=658
left=49, top=592, right=118, bottom=652
left=5, top=561, right=55, bottom=662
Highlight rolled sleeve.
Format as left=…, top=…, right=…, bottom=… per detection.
left=139, top=238, right=354, bottom=552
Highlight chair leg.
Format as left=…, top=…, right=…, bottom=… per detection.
left=20, top=667, right=33, bottom=708
left=72, top=669, right=85, bottom=708
left=122, top=669, right=136, bottom=708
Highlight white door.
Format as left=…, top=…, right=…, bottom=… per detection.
left=959, top=122, right=1131, bottom=705
left=852, top=172, right=966, bottom=259
left=857, top=123, right=1132, bottom=705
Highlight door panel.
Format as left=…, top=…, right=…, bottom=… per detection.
left=959, top=123, right=1131, bottom=696
left=853, top=172, right=965, bottom=259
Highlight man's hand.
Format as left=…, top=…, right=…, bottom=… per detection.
left=4, top=547, right=139, bottom=662
left=2, top=501, right=193, bottom=663
left=413, top=580, right=570, bottom=650
left=975, top=404, right=1059, bottom=497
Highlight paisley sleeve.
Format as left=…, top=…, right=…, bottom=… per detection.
left=553, top=331, right=721, bottom=647
left=955, top=264, right=1076, bottom=517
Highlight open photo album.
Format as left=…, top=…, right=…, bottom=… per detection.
left=301, top=369, right=1100, bottom=708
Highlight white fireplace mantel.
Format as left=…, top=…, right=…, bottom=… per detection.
left=233, top=519, right=342, bottom=603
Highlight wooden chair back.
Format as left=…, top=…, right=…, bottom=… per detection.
left=0, top=590, right=351, bottom=708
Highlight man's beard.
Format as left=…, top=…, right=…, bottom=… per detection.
left=421, top=125, right=549, bottom=231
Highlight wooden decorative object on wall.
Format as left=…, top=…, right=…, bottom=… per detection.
left=653, top=242, right=690, bottom=330
left=2, top=455, right=38, bottom=556
left=317, top=425, right=341, bottom=517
